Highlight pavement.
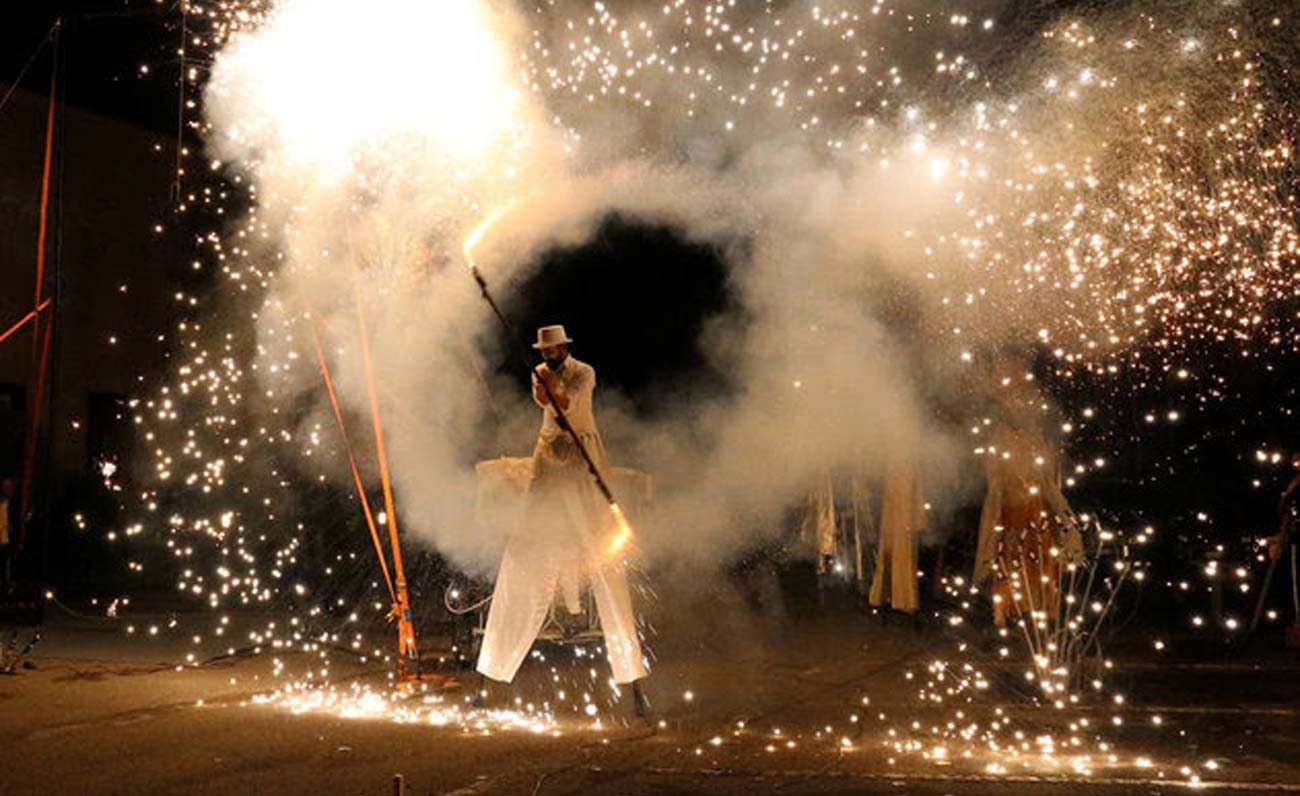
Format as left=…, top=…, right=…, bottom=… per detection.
left=2, top=581, right=1299, bottom=796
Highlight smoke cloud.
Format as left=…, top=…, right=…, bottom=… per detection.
left=200, top=0, right=1295, bottom=573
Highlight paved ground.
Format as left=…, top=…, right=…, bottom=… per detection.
left=2, top=584, right=1299, bottom=796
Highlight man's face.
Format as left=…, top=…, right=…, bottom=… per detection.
left=541, top=344, right=569, bottom=370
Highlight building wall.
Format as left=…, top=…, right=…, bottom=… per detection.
left=0, top=84, right=179, bottom=497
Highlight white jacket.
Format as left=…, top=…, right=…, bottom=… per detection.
left=533, top=356, right=599, bottom=440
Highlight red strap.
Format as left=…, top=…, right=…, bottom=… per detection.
left=310, top=320, right=397, bottom=605
left=0, top=299, right=50, bottom=347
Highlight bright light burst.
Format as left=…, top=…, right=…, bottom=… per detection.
left=205, top=0, right=526, bottom=172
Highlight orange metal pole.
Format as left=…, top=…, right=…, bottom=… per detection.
left=309, top=320, right=397, bottom=605
left=19, top=43, right=60, bottom=549
left=352, top=280, right=419, bottom=671
left=31, top=28, right=57, bottom=362
left=343, top=225, right=459, bottom=688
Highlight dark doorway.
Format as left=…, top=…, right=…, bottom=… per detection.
left=0, top=384, right=26, bottom=478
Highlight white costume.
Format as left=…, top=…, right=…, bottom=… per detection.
left=477, top=348, right=648, bottom=685
left=801, top=473, right=839, bottom=572
left=870, top=456, right=925, bottom=612
left=972, top=425, right=1083, bottom=625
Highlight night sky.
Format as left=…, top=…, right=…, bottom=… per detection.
left=3, top=2, right=188, bottom=133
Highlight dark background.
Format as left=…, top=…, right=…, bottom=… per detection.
left=3, top=2, right=191, bottom=135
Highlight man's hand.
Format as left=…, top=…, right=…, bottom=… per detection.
left=534, top=368, right=570, bottom=411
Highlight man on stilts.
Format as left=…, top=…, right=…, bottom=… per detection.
left=476, top=325, right=649, bottom=703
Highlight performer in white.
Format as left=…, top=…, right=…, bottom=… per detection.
left=477, top=325, right=649, bottom=685
left=870, top=452, right=925, bottom=613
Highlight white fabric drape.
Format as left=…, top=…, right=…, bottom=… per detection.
left=869, top=456, right=925, bottom=612
left=801, top=473, right=839, bottom=571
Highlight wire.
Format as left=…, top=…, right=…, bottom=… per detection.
left=171, top=1, right=188, bottom=202
left=45, top=594, right=120, bottom=623
left=444, top=583, right=493, bottom=615
left=0, top=20, right=59, bottom=120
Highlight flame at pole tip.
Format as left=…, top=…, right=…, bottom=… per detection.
left=607, top=502, right=634, bottom=558
left=462, top=199, right=523, bottom=266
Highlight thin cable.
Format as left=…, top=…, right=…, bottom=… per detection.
left=0, top=20, right=59, bottom=120
left=46, top=595, right=120, bottom=623
left=444, top=588, right=493, bottom=615
left=38, top=24, right=70, bottom=591
left=171, top=1, right=188, bottom=202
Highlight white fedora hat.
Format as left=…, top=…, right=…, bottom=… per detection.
left=532, top=324, right=574, bottom=349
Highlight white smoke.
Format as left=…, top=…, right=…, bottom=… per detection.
left=201, top=0, right=1291, bottom=573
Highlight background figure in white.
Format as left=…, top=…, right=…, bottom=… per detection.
left=848, top=469, right=875, bottom=591
left=972, top=421, right=1081, bottom=626
left=869, top=455, right=925, bottom=612
left=477, top=326, right=648, bottom=685
left=801, top=473, right=839, bottom=574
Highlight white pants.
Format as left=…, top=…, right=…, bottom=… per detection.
left=476, top=463, right=647, bottom=685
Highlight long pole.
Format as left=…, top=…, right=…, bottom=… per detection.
left=308, top=320, right=396, bottom=605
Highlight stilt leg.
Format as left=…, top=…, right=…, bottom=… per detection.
left=633, top=680, right=649, bottom=718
